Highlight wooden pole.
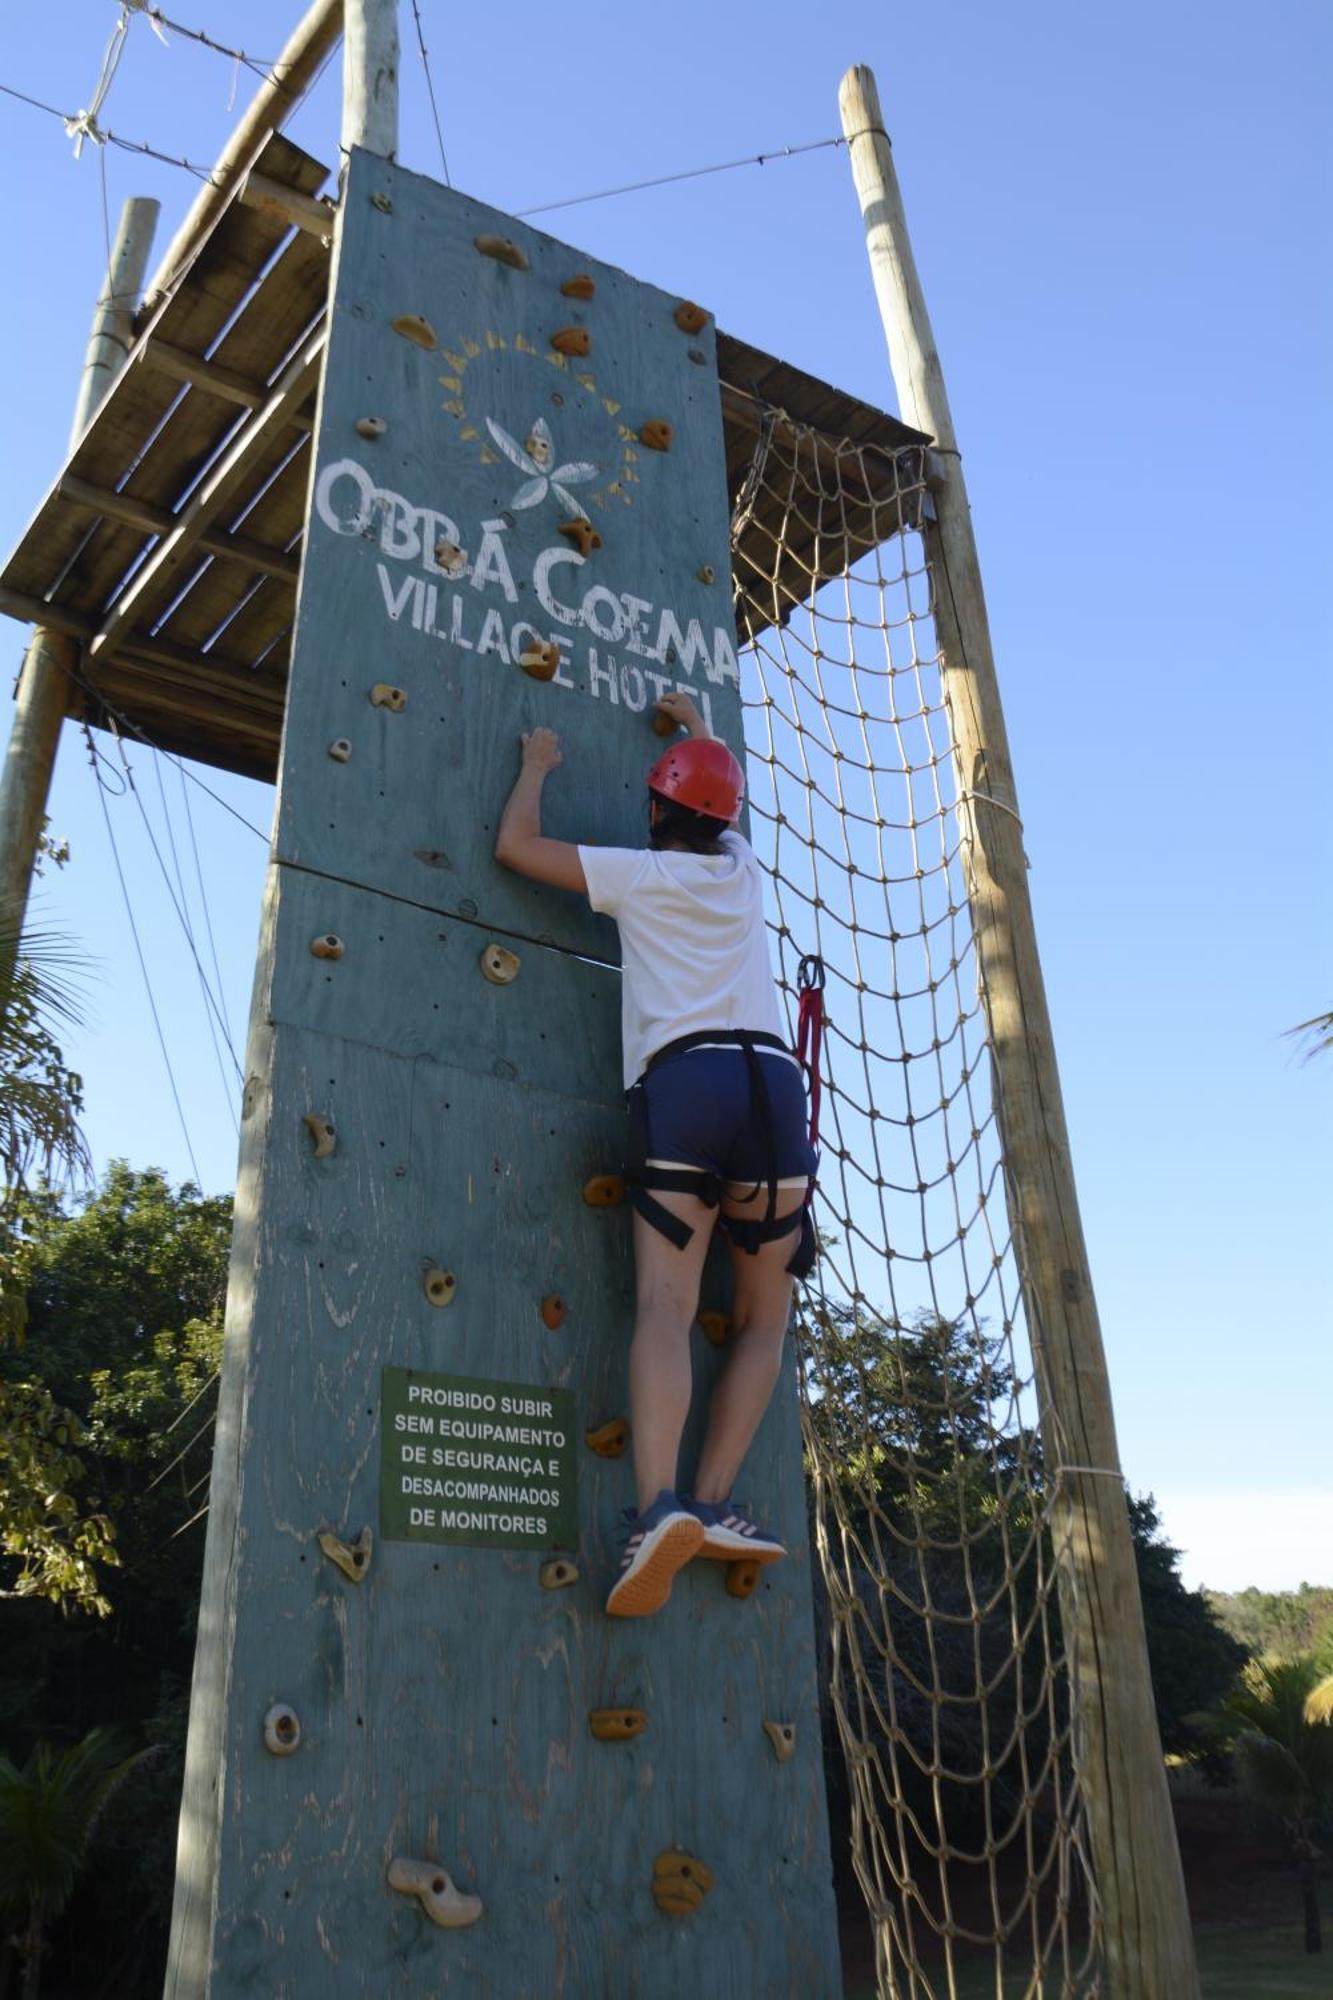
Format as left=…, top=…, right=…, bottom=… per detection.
left=342, top=0, right=399, bottom=158
left=139, top=0, right=344, bottom=315
left=0, top=196, right=158, bottom=970
left=68, top=196, right=161, bottom=450
left=837, top=63, right=1199, bottom=2000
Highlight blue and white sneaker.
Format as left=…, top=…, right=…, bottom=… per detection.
left=685, top=1497, right=787, bottom=1565
left=605, top=1491, right=705, bottom=1618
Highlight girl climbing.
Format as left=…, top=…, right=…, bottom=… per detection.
left=495, top=691, right=815, bottom=1618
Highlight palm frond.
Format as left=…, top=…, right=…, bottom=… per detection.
left=0, top=1729, right=154, bottom=1922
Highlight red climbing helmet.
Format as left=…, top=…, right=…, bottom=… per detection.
left=646, top=737, right=744, bottom=823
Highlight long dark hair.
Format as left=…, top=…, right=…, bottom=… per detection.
left=648, top=793, right=728, bottom=854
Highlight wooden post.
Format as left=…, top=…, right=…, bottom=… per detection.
left=140, top=0, right=344, bottom=313
left=0, top=196, right=158, bottom=969
left=342, top=0, right=399, bottom=159
left=838, top=63, right=1199, bottom=2000
left=69, top=196, right=161, bottom=449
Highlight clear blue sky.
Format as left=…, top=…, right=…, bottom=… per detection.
left=1, top=1, right=1329, bottom=1591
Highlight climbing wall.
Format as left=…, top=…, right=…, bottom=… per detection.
left=166, top=150, right=840, bottom=1998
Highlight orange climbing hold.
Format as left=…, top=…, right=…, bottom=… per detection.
left=697, top=1310, right=730, bottom=1347
left=519, top=641, right=561, bottom=682
left=550, top=326, right=591, bottom=358
left=558, top=517, right=602, bottom=556
left=652, top=1850, right=713, bottom=1917
left=560, top=273, right=596, bottom=300
left=582, top=1174, right=626, bottom=1208
left=651, top=711, right=677, bottom=738
left=639, top=420, right=673, bottom=452
left=474, top=233, right=529, bottom=270
left=540, top=1294, right=567, bottom=1329
left=726, top=1559, right=761, bottom=1599
left=673, top=300, right=708, bottom=334
left=588, top=1708, right=647, bottom=1741
left=585, top=1417, right=629, bottom=1459
left=309, top=934, right=344, bottom=961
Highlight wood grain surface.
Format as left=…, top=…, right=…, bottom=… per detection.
left=166, top=148, right=839, bottom=1999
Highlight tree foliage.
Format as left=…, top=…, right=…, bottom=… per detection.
left=0, top=1167, right=230, bottom=1995
left=0, top=1727, right=156, bottom=2000
left=1207, top=1655, right=1333, bottom=1953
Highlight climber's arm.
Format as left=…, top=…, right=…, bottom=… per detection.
left=495, top=728, right=588, bottom=894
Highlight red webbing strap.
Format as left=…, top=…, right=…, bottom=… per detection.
left=795, top=954, right=826, bottom=1150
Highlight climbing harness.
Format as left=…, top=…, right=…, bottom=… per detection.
left=625, top=956, right=826, bottom=1281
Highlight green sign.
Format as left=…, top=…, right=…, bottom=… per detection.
left=380, top=1366, right=578, bottom=1551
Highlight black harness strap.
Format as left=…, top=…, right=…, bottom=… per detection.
left=625, top=1029, right=810, bottom=1270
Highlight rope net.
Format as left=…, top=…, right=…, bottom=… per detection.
left=731, top=405, right=1104, bottom=1998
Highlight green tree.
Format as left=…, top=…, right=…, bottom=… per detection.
left=1127, top=1493, right=1248, bottom=1757
left=0, top=1727, right=155, bottom=2000
left=0, top=902, right=110, bottom=1619
left=0, top=1167, right=229, bottom=1994
left=1218, top=1656, right=1333, bottom=1953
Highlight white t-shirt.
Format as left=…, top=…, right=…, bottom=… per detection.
left=579, top=830, right=785, bottom=1090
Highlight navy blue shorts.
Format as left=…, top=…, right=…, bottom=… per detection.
left=635, top=1044, right=816, bottom=1187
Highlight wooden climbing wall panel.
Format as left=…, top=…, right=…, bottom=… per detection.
left=166, top=150, right=840, bottom=1998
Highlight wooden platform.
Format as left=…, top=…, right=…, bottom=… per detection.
left=0, top=139, right=929, bottom=783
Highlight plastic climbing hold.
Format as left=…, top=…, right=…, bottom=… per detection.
left=423, top=1266, right=457, bottom=1309
left=310, top=934, right=344, bottom=961
left=639, top=420, right=673, bottom=452
left=387, top=1856, right=483, bottom=1930
left=582, top=1175, right=626, bottom=1208
left=686, top=348, right=707, bottom=366
left=518, top=641, right=561, bottom=682
left=673, top=300, right=708, bottom=335
left=433, top=537, right=467, bottom=577
left=328, top=738, right=352, bottom=762
left=651, top=712, right=677, bottom=738
left=560, top=273, right=596, bottom=300
left=263, top=1704, right=301, bottom=1756
left=557, top=517, right=602, bottom=556
left=697, top=1310, right=730, bottom=1348
left=652, top=1850, right=713, bottom=1917
left=539, top=1557, right=579, bottom=1590
left=391, top=313, right=437, bottom=350
left=474, top=233, right=529, bottom=271
left=302, top=1112, right=336, bottom=1159
left=696, top=564, right=716, bottom=585
left=540, top=1294, right=567, bottom=1329
left=763, top=1720, right=796, bottom=1763
left=726, top=1559, right=761, bottom=1599
left=588, top=1708, right=648, bottom=1741
left=584, top=1417, right=628, bottom=1459
left=370, top=191, right=393, bottom=213
left=479, top=942, right=521, bottom=986
left=550, top=327, right=591, bottom=358
left=355, top=416, right=387, bottom=440
left=318, top=1525, right=373, bottom=1583
left=370, top=683, right=407, bottom=711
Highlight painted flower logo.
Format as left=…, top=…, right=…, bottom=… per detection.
left=440, top=331, right=640, bottom=512
left=484, top=416, right=598, bottom=520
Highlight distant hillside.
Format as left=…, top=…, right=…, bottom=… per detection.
left=1208, top=1582, right=1333, bottom=1662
